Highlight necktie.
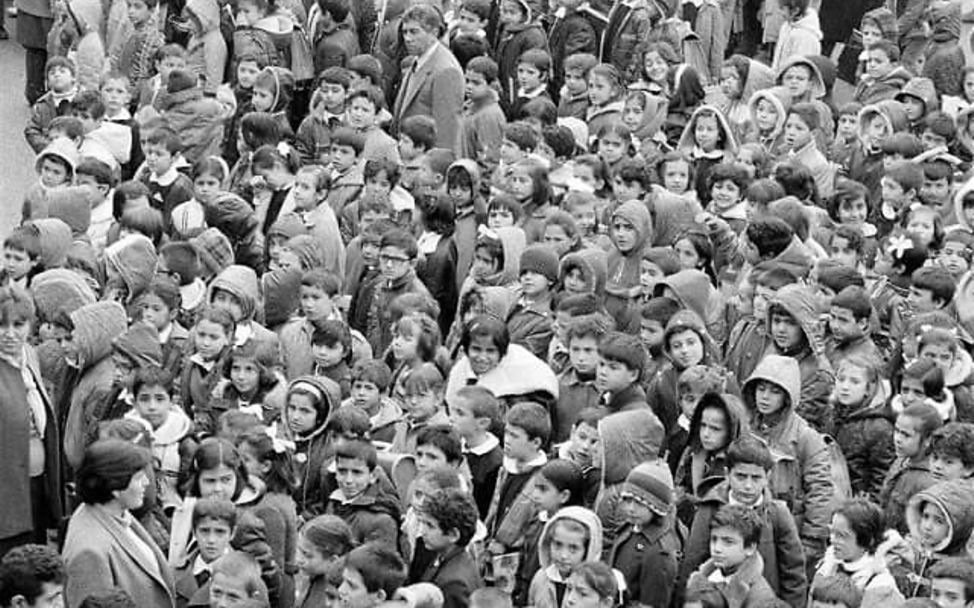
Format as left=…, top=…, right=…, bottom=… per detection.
left=195, top=570, right=211, bottom=587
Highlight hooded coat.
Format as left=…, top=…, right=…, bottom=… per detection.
left=658, top=269, right=727, bottom=346
left=922, top=0, right=964, bottom=98
left=601, top=0, right=655, bottom=77
left=742, top=355, right=834, bottom=555
left=854, top=64, right=912, bottom=106
left=677, top=105, right=738, bottom=203
left=205, top=193, right=265, bottom=273
left=559, top=248, right=608, bottom=299
left=895, top=77, right=939, bottom=127
left=774, top=56, right=835, bottom=147
left=66, top=0, right=107, bottom=92
left=185, top=0, right=228, bottom=92
left=605, top=201, right=652, bottom=327
left=30, top=218, right=73, bottom=270
left=159, top=84, right=226, bottom=164
left=283, top=375, right=341, bottom=518
left=771, top=10, right=823, bottom=73
left=744, top=88, right=789, bottom=153
left=105, top=234, right=157, bottom=304
left=682, top=481, right=807, bottom=608
left=446, top=343, right=559, bottom=410
left=721, top=58, right=775, bottom=143
left=812, top=544, right=903, bottom=608
left=832, top=382, right=895, bottom=502
left=595, top=409, right=665, bottom=543
left=448, top=160, right=487, bottom=291
left=850, top=100, right=909, bottom=207
left=766, top=284, right=835, bottom=433
left=529, top=507, right=605, bottom=608
left=208, top=265, right=277, bottom=344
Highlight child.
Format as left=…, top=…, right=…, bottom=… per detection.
left=284, top=376, right=341, bottom=518
left=494, top=0, right=547, bottom=111
left=609, top=460, right=684, bottom=608
left=209, top=264, right=278, bottom=350
left=677, top=106, right=737, bottom=204
left=880, top=403, right=942, bottom=535
left=345, top=359, right=401, bottom=443
left=25, top=57, right=79, bottom=153
left=309, top=0, right=359, bottom=72
left=231, top=0, right=290, bottom=71
left=916, top=328, right=974, bottom=420
left=180, top=307, right=233, bottom=417
left=111, top=0, right=163, bottom=95
left=141, top=127, right=194, bottom=223
left=326, top=129, right=367, bottom=238
left=511, top=49, right=554, bottom=121
left=894, top=360, right=952, bottom=420
left=451, top=385, right=503, bottom=518
left=686, top=505, right=778, bottom=606
left=559, top=53, right=597, bottom=120
left=250, top=144, right=299, bottom=237
left=784, top=103, right=836, bottom=199
left=22, top=137, right=78, bottom=223
left=311, top=320, right=352, bottom=399
left=209, top=342, right=286, bottom=429
left=280, top=270, right=343, bottom=379
left=831, top=355, right=895, bottom=502
left=347, top=85, right=399, bottom=166
left=745, top=89, right=787, bottom=154
left=604, top=201, right=651, bottom=326
left=174, top=498, right=236, bottom=608
left=462, top=56, right=508, bottom=176
left=771, top=0, right=822, bottom=72
left=296, top=67, right=350, bottom=165
left=929, top=423, right=974, bottom=481
left=527, top=507, right=604, bottom=608
left=208, top=552, right=270, bottom=608
left=338, top=543, right=407, bottom=608
left=705, top=163, right=750, bottom=235
left=584, top=64, right=624, bottom=142
left=639, top=296, right=681, bottom=381
left=878, top=161, right=925, bottom=238
left=366, top=229, right=431, bottom=356
left=829, top=178, right=878, bottom=253
left=719, top=55, right=775, bottom=143
left=392, top=363, right=451, bottom=454
left=0, top=544, right=66, bottom=608
left=906, top=207, right=946, bottom=254
left=294, top=515, right=354, bottom=608
left=929, top=558, right=974, bottom=608
left=553, top=317, right=605, bottom=443
left=410, top=488, right=483, bottom=608
left=325, top=439, right=400, bottom=548
left=506, top=245, right=556, bottom=359
left=826, top=286, right=880, bottom=366
left=853, top=41, right=912, bottom=105
left=830, top=102, right=864, bottom=165
left=896, top=78, right=939, bottom=137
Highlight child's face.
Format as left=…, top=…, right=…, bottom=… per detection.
left=379, top=245, right=412, bottom=281
left=564, top=67, right=588, bottom=96
left=347, top=95, right=377, bottom=130
left=923, top=130, right=949, bottom=152
left=881, top=176, right=911, bottom=210
left=783, top=113, right=813, bottom=150
left=339, top=567, right=380, bottom=608
left=569, top=202, right=597, bottom=236
left=212, top=289, right=245, bottom=322
left=139, top=293, right=173, bottom=331
left=312, top=339, right=346, bottom=368
left=781, top=65, right=812, bottom=99
left=568, top=334, right=599, bottom=375
left=828, top=305, right=864, bottom=343
left=918, top=501, right=951, bottom=548
left=837, top=113, right=858, bottom=138
left=931, top=452, right=973, bottom=481
left=921, top=342, right=955, bottom=372
left=861, top=22, right=882, bottom=47
left=598, top=133, right=627, bottom=165
left=195, top=319, right=230, bottom=360
left=296, top=532, right=335, bottom=577
left=830, top=512, right=867, bottom=563
left=464, top=68, right=491, bottom=101
left=662, top=159, right=690, bottom=194
left=710, top=179, right=741, bottom=211
left=391, top=326, right=419, bottom=362
left=564, top=572, right=610, bottom=608
left=639, top=260, right=665, bottom=295
left=449, top=396, right=485, bottom=440
left=543, top=224, right=574, bottom=258
left=965, top=71, right=974, bottom=103
left=101, top=79, right=131, bottom=114
left=135, top=382, right=171, bottom=429
left=867, top=116, right=890, bottom=148
left=595, top=356, right=637, bottom=393
left=235, top=0, right=262, bottom=25
left=499, top=0, right=526, bottom=24
left=932, top=578, right=972, bottom=608
left=236, top=61, right=260, bottom=88
left=754, top=98, right=779, bottom=133
left=487, top=206, right=515, bottom=229
left=230, top=356, right=261, bottom=395
left=38, top=158, right=70, bottom=188
left=907, top=212, right=936, bottom=248
left=331, top=144, right=358, bottom=173
left=560, top=268, right=586, bottom=296
left=720, top=66, right=742, bottom=99
left=503, top=424, right=540, bottom=462
left=292, top=171, right=320, bottom=211
left=643, top=51, right=668, bottom=83
left=416, top=442, right=451, bottom=472
left=771, top=309, right=804, bottom=351
left=753, top=379, right=787, bottom=415
left=251, top=86, right=274, bottom=112
left=640, top=319, right=665, bottom=351
left=838, top=197, right=868, bottom=227
left=196, top=517, right=232, bottom=563
left=694, top=114, right=719, bottom=151
left=866, top=48, right=892, bottom=79
left=299, top=285, right=333, bottom=322
left=287, top=393, right=319, bottom=434
left=402, top=388, right=442, bottom=424
left=144, top=143, right=174, bottom=176
left=47, top=65, right=75, bottom=92
left=158, top=55, right=186, bottom=81
left=667, top=328, right=704, bottom=369
left=126, top=0, right=150, bottom=25
left=921, top=177, right=951, bottom=209
left=710, top=525, right=752, bottom=571
left=894, top=414, right=926, bottom=458
left=587, top=74, right=616, bottom=107
left=416, top=510, right=455, bottom=552
left=349, top=381, right=380, bottom=415
left=940, top=241, right=971, bottom=276
left=569, top=421, right=599, bottom=464
left=610, top=217, right=638, bottom=253
left=548, top=522, right=588, bottom=578
left=194, top=173, right=222, bottom=205
left=728, top=462, right=768, bottom=505
left=834, top=363, right=871, bottom=407
left=319, top=82, right=347, bottom=113
left=529, top=473, right=568, bottom=515
left=622, top=99, right=645, bottom=131
left=508, top=166, right=535, bottom=201
left=209, top=572, right=252, bottom=608
left=698, top=405, right=729, bottom=451
left=456, top=8, right=485, bottom=33
left=620, top=493, right=656, bottom=527
left=572, top=163, right=601, bottom=192
left=902, top=96, right=925, bottom=122
left=674, top=238, right=701, bottom=271
left=829, top=235, right=860, bottom=268
left=516, top=63, right=544, bottom=91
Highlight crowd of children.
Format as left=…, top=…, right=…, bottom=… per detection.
left=14, top=0, right=974, bottom=606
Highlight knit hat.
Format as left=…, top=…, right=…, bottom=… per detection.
left=113, top=322, right=163, bottom=368
left=167, top=69, right=198, bottom=94
left=47, top=186, right=96, bottom=236
left=621, top=459, right=674, bottom=516
left=519, top=244, right=560, bottom=285
left=191, top=228, right=234, bottom=278
left=160, top=241, right=202, bottom=285
left=642, top=247, right=682, bottom=275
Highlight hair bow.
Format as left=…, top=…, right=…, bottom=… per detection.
left=265, top=424, right=296, bottom=454
left=886, top=234, right=913, bottom=259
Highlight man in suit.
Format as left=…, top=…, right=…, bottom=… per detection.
left=392, top=4, right=465, bottom=156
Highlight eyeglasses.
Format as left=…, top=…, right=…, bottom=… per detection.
left=379, top=253, right=410, bottom=265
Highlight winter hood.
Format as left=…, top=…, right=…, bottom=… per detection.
left=742, top=354, right=802, bottom=417
left=29, top=218, right=72, bottom=269
left=862, top=7, right=898, bottom=41
left=113, top=322, right=163, bottom=367
left=741, top=59, right=775, bottom=104
left=104, top=234, right=158, bottom=301
left=205, top=192, right=259, bottom=240
left=657, top=269, right=716, bottom=323
left=906, top=480, right=974, bottom=554
left=677, top=104, right=739, bottom=155
left=611, top=200, right=653, bottom=253
left=895, top=77, right=939, bottom=117
left=953, top=173, right=974, bottom=231
left=209, top=265, right=261, bottom=321
left=185, top=0, right=221, bottom=34
left=747, top=88, right=789, bottom=139
left=69, top=301, right=128, bottom=370
left=285, top=375, right=341, bottom=440
left=35, top=137, right=79, bottom=182
left=775, top=55, right=827, bottom=99
left=46, top=186, right=98, bottom=237
left=559, top=248, right=608, bottom=295
left=858, top=100, right=909, bottom=142
left=538, top=506, right=604, bottom=568
left=663, top=308, right=717, bottom=362
left=599, top=409, right=665, bottom=485
left=30, top=268, right=97, bottom=322
left=687, top=392, right=748, bottom=450
left=766, top=283, right=829, bottom=361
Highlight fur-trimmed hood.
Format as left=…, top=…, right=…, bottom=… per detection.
left=677, top=104, right=739, bottom=155
left=906, top=480, right=974, bottom=554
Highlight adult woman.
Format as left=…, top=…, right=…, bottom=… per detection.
left=811, top=498, right=904, bottom=608
left=0, top=285, right=62, bottom=557
left=62, top=439, right=176, bottom=608
left=445, top=316, right=558, bottom=411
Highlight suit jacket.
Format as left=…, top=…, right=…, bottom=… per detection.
left=62, top=503, right=177, bottom=608
left=392, top=42, right=464, bottom=155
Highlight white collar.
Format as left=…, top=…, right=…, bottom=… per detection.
left=158, top=323, right=172, bottom=344
left=463, top=432, right=500, bottom=456
left=150, top=165, right=180, bottom=187
left=502, top=451, right=547, bottom=474
left=234, top=322, right=254, bottom=347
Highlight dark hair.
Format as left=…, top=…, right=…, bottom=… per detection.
left=415, top=425, right=463, bottom=465
left=454, top=386, right=500, bottom=424
left=831, top=286, right=873, bottom=321
left=400, top=115, right=437, bottom=151
left=774, top=161, right=819, bottom=205
left=597, top=331, right=646, bottom=379
left=350, top=359, right=392, bottom=392
left=912, top=266, right=956, bottom=306
left=324, top=405, right=371, bottom=441
left=76, top=157, right=115, bottom=187
left=319, top=66, right=352, bottom=88
left=300, top=269, right=341, bottom=297
left=132, top=365, right=173, bottom=398
left=640, top=296, right=681, bottom=324
left=186, top=437, right=250, bottom=499
left=835, top=498, right=886, bottom=554
left=810, top=575, right=862, bottom=608
left=466, top=55, right=499, bottom=82
left=331, top=127, right=366, bottom=155
left=237, top=427, right=296, bottom=494
left=461, top=316, right=510, bottom=360
left=240, top=112, right=283, bottom=150
left=768, top=197, right=810, bottom=241
left=503, top=122, right=538, bottom=152
left=424, top=488, right=479, bottom=546
left=726, top=435, right=773, bottom=471
left=817, top=261, right=865, bottom=297
left=0, top=545, right=65, bottom=607
left=899, top=403, right=945, bottom=439
left=708, top=162, right=749, bottom=192
left=76, top=439, right=153, bottom=504
left=930, top=422, right=974, bottom=466
left=418, top=192, right=456, bottom=237
left=570, top=562, right=619, bottom=603
left=71, top=89, right=106, bottom=120
left=343, top=543, right=407, bottom=596
left=318, top=0, right=349, bottom=21
left=928, top=557, right=974, bottom=602
left=335, top=438, right=378, bottom=470
left=78, top=589, right=137, bottom=608
left=711, top=504, right=763, bottom=546
left=311, top=320, right=352, bottom=360
left=746, top=217, right=794, bottom=259
left=301, top=514, right=354, bottom=558
left=379, top=228, right=418, bottom=259
left=505, top=401, right=551, bottom=445
left=191, top=497, right=237, bottom=529
left=537, top=459, right=584, bottom=506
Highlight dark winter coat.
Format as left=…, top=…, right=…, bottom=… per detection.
left=412, top=544, right=483, bottom=608
left=495, top=21, right=548, bottom=109
left=879, top=456, right=937, bottom=536
left=687, top=552, right=780, bottom=608
left=325, top=482, right=401, bottom=549
left=833, top=393, right=896, bottom=502
left=610, top=507, right=685, bottom=608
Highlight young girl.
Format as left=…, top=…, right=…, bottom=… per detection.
left=172, top=156, right=228, bottom=240
left=631, top=41, right=681, bottom=95
left=210, top=342, right=287, bottom=428
left=622, top=90, right=666, bottom=156
left=594, top=122, right=634, bottom=178
left=138, top=275, right=190, bottom=381
left=917, top=326, right=974, bottom=421
left=294, top=515, right=354, bottom=608
left=893, top=358, right=952, bottom=420
left=881, top=403, right=943, bottom=535
left=507, top=159, right=552, bottom=243
left=387, top=313, right=442, bottom=403
left=106, top=181, right=153, bottom=247
left=563, top=191, right=611, bottom=250
left=718, top=55, right=774, bottom=143
left=585, top=64, right=625, bottom=141
left=774, top=56, right=834, bottom=146
left=829, top=178, right=878, bottom=240
left=283, top=375, right=340, bottom=518
left=905, top=205, right=945, bottom=254
left=251, top=67, right=295, bottom=137
left=181, top=306, right=234, bottom=422
left=736, top=143, right=773, bottom=180
left=487, top=195, right=522, bottom=230
left=229, top=112, right=284, bottom=204
left=676, top=105, right=737, bottom=204
left=673, top=230, right=718, bottom=284
left=564, top=562, right=619, bottom=608
left=744, top=89, right=787, bottom=154
left=831, top=355, right=893, bottom=501
left=251, top=143, right=300, bottom=237
left=869, top=232, right=928, bottom=335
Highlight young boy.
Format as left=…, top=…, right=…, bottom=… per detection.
left=547, top=1, right=599, bottom=102
left=682, top=436, right=807, bottom=608
left=296, top=67, right=351, bottom=165
left=511, top=49, right=554, bottom=121
left=112, top=0, right=163, bottom=96
left=639, top=296, right=681, bottom=382
left=687, top=504, right=779, bottom=607
left=451, top=385, right=503, bottom=518
left=338, top=543, right=407, bottom=608
left=452, top=0, right=490, bottom=46
left=527, top=506, right=604, bottom=608
left=879, top=403, right=942, bottom=535
left=399, top=116, right=438, bottom=192
left=922, top=112, right=957, bottom=154
left=554, top=407, right=606, bottom=508
left=311, top=0, right=360, bottom=73
left=462, top=56, right=508, bottom=175
left=558, top=53, right=597, bottom=120
left=896, top=77, right=938, bottom=137
left=0, top=544, right=65, bottom=608
left=311, top=320, right=352, bottom=399
left=878, top=160, right=924, bottom=239
left=174, top=498, right=236, bottom=608
left=494, top=122, right=539, bottom=188
left=207, top=552, right=268, bottom=608
left=554, top=316, right=606, bottom=443
left=25, top=57, right=79, bottom=153
left=853, top=41, right=911, bottom=105
left=928, top=422, right=974, bottom=481
left=506, top=245, right=557, bottom=360
left=783, top=104, right=835, bottom=199
left=909, top=266, right=956, bottom=316
left=609, top=459, right=684, bottom=608
left=414, top=425, right=465, bottom=475
left=826, top=285, right=881, bottom=367
left=495, top=0, right=547, bottom=111
left=365, top=229, right=431, bottom=356
left=807, top=574, right=862, bottom=608
left=410, top=488, right=483, bottom=608
left=325, top=439, right=401, bottom=548
left=140, top=127, right=193, bottom=222
left=596, top=331, right=650, bottom=413
left=345, top=359, right=401, bottom=443
left=328, top=128, right=367, bottom=240
left=930, top=557, right=974, bottom=608
left=135, top=44, right=187, bottom=118
left=280, top=270, right=344, bottom=378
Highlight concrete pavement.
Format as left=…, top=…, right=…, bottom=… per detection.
left=0, top=19, right=39, bottom=242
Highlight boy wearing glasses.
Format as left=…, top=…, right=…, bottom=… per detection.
left=366, top=228, right=431, bottom=355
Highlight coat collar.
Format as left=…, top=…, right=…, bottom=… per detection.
left=81, top=503, right=175, bottom=593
